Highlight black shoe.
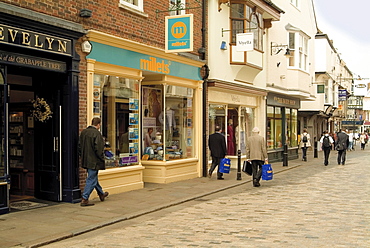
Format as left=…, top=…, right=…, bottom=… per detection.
left=208, top=171, right=212, bottom=178
left=342, top=163, right=345, bottom=165
left=217, top=177, right=224, bottom=180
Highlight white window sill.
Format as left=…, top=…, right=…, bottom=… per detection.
left=118, top=3, right=148, bottom=18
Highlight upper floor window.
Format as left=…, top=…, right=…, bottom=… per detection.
left=230, top=4, right=263, bottom=51
left=120, top=0, right=143, bottom=12
left=288, top=32, right=308, bottom=71
left=290, top=0, right=300, bottom=8
left=170, top=0, right=186, bottom=16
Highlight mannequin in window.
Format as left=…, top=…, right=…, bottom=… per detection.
left=159, top=107, right=176, bottom=145
left=235, top=122, right=246, bottom=154
left=227, top=119, right=235, bottom=155
left=144, top=127, right=154, bottom=148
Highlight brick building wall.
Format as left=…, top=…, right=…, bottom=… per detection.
left=1, top=0, right=205, bottom=191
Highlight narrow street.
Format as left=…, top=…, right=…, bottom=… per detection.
left=44, top=147, right=370, bottom=248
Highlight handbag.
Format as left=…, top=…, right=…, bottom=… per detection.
left=219, top=158, right=231, bottom=174
left=261, top=163, right=273, bottom=181
left=242, top=161, right=252, bottom=176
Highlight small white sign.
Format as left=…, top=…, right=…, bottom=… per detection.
left=236, top=33, right=254, bottom=52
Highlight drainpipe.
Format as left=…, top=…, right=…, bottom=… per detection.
left=201, top=0, right=208, bottom=177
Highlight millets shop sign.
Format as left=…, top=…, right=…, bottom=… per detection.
left=0, top=24, right=72, bottom=56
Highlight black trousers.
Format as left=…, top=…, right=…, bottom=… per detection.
left=337, top=149, right=347, bottom=164
left=209, top=156, right=223, bottom=178
left=323, top=148, right=331, bottom=165
left=251, top=160, right=264, bottom=182
left=301, top=145, right=308, bottom=160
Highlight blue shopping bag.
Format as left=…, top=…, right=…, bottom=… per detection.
left=261, top=163, right=273, bottom=180
left=219, top=158, right=231, bottom=173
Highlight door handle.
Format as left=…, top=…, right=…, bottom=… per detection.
left=54, top=137, right=59, bottom=152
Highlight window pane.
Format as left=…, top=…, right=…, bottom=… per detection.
left=142, top=85, right=163, bottom=160
left=230, top=4, right=244, bottom=18
left=267, top=106, right=274, bottom=149
left=289, top=33, right=295, bottom=49
left=143, top=85, right=194, bottom=161
left=94, top=74, right=140, bottom=168
left=165, top=85, right=194, bottom=160
left=275, top=107, right=282, bottom=148
left=237, top=107, right=254, bottom=154
left=291, top=109, right=298, bottom=147
left=286, top=108, right=291, bottom=147
left=209, top=104, right=226, bottom=159
left=232, top=20, right=244, bottom=43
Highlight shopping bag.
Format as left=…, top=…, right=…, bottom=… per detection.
left=261, top=163, right=273, bottom=181
left=242, top=161, right=252, bottom=176
left=219, top=158, right=231, bottom=173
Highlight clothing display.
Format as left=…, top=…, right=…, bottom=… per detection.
left=227, top=124, right=235, bottom=155
left=158, top=108, right=176, bottom=131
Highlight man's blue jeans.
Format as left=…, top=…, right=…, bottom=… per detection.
left=82, top=168, right=104, bottom=200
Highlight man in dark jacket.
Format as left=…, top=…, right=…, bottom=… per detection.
left=79, top=117, right=109, bottom=206
left=208, top=125, right=227, bottom=180
left=336, top=129, right=349, bottom=165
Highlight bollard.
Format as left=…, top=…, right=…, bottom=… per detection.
left=282, top=143, right=288, bottom=166
left=314, top=137, right=318, bottom=158
left=237, top=149, right=242, bottom=180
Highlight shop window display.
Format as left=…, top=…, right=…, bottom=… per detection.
left=209, top=104, right=254, bottom=156
left=267, top=106, right=297, bottom=150
left=142, top=85, right=194, bottom=161
left=94, top=74, right=140, bottom=168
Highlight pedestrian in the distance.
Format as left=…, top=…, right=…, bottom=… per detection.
left=320, top=130, right=334, bottom=166
left=348, top=130, right=354, bottom=151
left=246, top=127, right=268, bottom=187
left=208, top=125, right=227, bottom=180
left=299, top=128, right=311, bottom=161
left=336, top=129, right=349, bottom=165
left=359, top=132, right=366, bottom=150
left=79, top=117, right=109, bottom=206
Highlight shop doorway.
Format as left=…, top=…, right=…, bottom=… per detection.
left=6, top=66, right=64, bottom=203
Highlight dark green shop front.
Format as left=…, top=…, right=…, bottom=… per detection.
left=266, top=93, right=300, bottom=163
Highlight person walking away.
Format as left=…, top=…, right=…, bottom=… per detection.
left=208, top=125, right=227, bottom=180
left=336, top=129, right=349, bottom=165
left=246, top=127, right=268, bottom=187
left=79, top=117, right=109, bottom=206
left=359, top=132, right=366, bottom=150
left=299, top=129, right=311, bottom=161
left=347, top=130, right=354, bottom=151
left=320, top=130, right=334, bottom=166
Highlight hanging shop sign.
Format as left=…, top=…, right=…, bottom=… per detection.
left=0, top=24, right=72, bottom=56
left=165, top=14, right=193, bottom=53
left=353, top=79, right=369, bottom=96
left=236, top=33, right=254, bottom=52
left=338, top=89, right=347, bottom=101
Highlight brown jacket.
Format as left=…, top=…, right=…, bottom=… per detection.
left=246, top=133, right=267, bottom=161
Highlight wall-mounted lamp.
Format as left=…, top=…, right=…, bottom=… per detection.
left=220, top=41, right=227, bottom=50
left=80, top=9, right=92, bottom=18
left=81, top=40, right=93, bottom=53
left=271, top=42, right=290, bottom=56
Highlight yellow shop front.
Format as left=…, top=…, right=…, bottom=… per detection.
left=85, top=30, right=203, bottom=193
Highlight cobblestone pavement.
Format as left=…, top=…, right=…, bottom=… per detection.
left=45, top=149, right=370, bottom=248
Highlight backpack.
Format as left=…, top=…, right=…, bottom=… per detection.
left=322, top=136, right=331, bottom=148
left=302, top=134, right=308, bottom=143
